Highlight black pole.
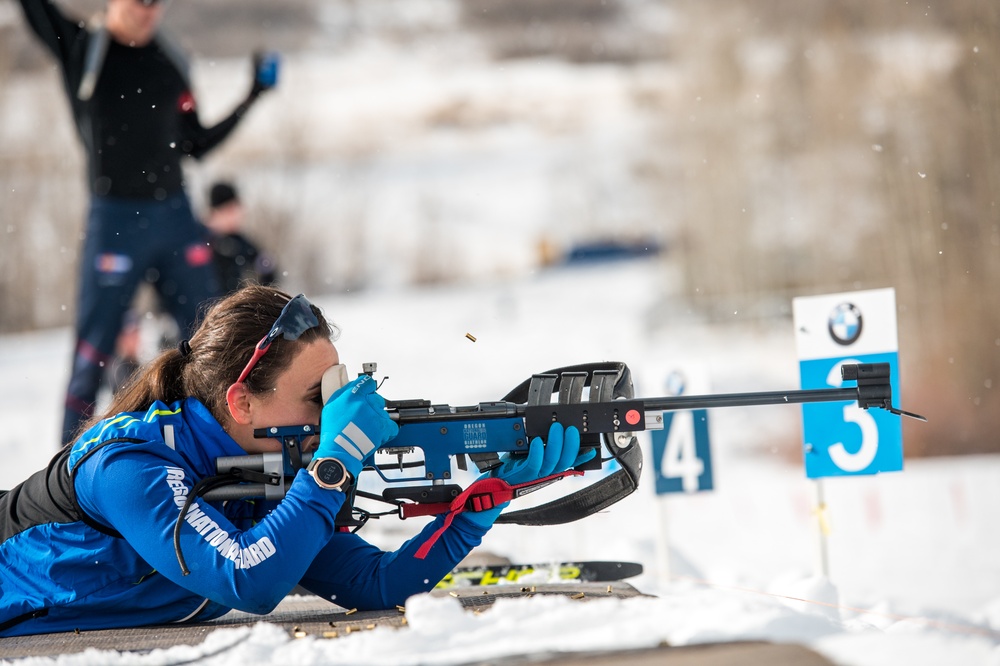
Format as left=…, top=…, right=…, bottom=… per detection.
left=642, top=387, right=859, bottom=412
left=390, top=387, right=862, bottom=425
left=387, top=362, right=924, bottom=425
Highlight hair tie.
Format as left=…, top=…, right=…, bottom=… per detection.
left=178, top=339, right=192, bottom=357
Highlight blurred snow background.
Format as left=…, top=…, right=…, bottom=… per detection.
left=1, top=0, right=999, bottom=662
left=3, top=0, right=997, bottom=455
left=2, top=259, right=999, bottom=665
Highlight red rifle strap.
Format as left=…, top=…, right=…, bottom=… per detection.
left=413, top=471, right=581, bottom=559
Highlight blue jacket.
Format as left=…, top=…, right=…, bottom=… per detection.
left=0, top=398, right=488, bottom=636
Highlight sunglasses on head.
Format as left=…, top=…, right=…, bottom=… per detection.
left=236, top=294, right=320, bottom=384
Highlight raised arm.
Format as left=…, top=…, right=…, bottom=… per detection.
left=17, top=0, right=83, bottom=64
left=179, top=53, right=275, bottom=159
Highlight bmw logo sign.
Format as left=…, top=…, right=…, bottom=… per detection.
left=828, top=302, right=863, bottom=346
left=665, top=370, right=686, bottom=396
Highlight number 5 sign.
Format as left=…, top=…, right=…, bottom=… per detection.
left=793, top=288, right=904, bottom=478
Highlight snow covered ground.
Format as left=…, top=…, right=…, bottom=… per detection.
left=1, top=259, right=998, bottom=665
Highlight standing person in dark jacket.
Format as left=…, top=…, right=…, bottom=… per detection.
left=205, top=181, right=279, bottom=294
left=16, top=0, right=276, bottom=445
left=0, top=286, right=592, bottom=636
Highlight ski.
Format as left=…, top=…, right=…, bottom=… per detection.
left=436, top=560, right=643, bottom=589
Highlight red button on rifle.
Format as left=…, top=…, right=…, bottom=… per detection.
left=625, top=409, right=641, bottom=426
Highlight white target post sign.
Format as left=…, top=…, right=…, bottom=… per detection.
left=650, top=368, right=714, bottom=494
left=650, top=366, right=714, bottom=581
left=793, top=288, right=903, bottom=478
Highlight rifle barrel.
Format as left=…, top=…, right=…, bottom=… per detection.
left=390, top=387, right=861, bottom=426
left=642, top=386, right=859, bottom=412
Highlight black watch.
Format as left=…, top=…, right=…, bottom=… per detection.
left=307, top=457, right=352, bottom=491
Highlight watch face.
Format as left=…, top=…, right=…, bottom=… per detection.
left=315, top=459, right=345, bottom=487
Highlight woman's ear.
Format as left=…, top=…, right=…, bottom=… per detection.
left=226, top=382, right=253, bottom=425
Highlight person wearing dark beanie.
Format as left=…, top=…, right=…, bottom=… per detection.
left=205, top=181, right=279, bottom=295
left=210, top=182, right=239, bottom=209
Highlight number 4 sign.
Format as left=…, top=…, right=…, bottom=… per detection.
left=793, top=288, right=904, bottom=478
left=651, top=410, right=713, bottom=493
left=650, top=371, right=714, bottom=494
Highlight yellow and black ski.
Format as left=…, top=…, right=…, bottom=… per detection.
left=436, top=560, right=642, bottom=589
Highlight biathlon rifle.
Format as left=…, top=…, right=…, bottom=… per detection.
left=200, top=360, right=924, bottom=531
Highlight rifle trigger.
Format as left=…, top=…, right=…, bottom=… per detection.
left=456, top=453, right=468, bottom=472
left=470, top=452, right=501, bottom=473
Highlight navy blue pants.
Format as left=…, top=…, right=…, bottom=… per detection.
left=63, top=193, right=221, bottom=443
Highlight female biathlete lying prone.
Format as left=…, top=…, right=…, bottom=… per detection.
left=0, top=285, right=589, bottom=636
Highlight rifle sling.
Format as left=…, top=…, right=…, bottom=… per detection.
left=495, top=436, right=642, bottom=525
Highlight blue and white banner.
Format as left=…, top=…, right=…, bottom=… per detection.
left=793, top=288, right=903, bottom=478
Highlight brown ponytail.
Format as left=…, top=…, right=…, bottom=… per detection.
left=80, top=286, right=337, bottom=433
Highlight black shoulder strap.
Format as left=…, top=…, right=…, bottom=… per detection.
left=77, top=16, right=109, bottom=101
left=0, top=438, right=144, bottom=544
left=76, top=20, right=190, bottom=101
left=0, top=609, right=49, bottom=634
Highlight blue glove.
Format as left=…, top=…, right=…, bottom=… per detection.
left=251, top=51, right=280, bottom=96
left=316, top=374, right=398, bottom=478
left=462, top=422, right=596, bottom=527
left=493, top=422, right=595, bottom=485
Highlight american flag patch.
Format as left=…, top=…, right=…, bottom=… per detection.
left=95, top=253, right=133, bottom=274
